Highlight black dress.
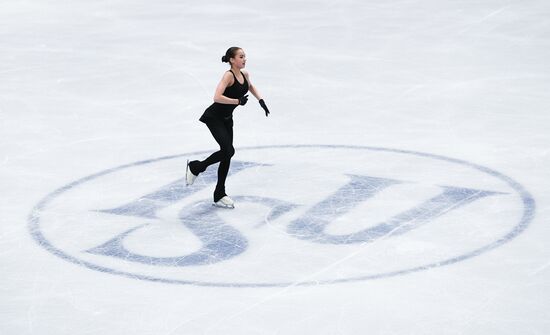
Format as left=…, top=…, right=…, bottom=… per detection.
left=200, top=70, right=249, bottom=122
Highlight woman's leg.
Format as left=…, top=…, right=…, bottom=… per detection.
left=189, top=118, right=234, bottom=201
left=213, top=119, right=234, bottom=201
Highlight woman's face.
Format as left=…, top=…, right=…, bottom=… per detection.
left=230, top=49, right=246, bottom=69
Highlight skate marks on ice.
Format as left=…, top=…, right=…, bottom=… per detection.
left=28, top=145, right=535, bottom=287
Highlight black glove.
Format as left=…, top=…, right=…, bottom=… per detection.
left=238, top=94, right=249, bottom=106
left=259, top=99, right=270, bottom=117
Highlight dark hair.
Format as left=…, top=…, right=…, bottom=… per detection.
left=221, top=46, right=242, bottom=63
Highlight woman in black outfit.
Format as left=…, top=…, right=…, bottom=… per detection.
left=186, top=47, right=270, bottom=208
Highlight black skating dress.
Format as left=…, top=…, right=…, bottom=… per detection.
left=200, top=70, right=249, bottom=123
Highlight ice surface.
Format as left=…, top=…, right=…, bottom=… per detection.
left=1, top=0, right=550, bottom=334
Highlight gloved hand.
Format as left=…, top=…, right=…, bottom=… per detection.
left=238, top=95, right=249, bottom=106
left=259, top=99, right=270, bottom=117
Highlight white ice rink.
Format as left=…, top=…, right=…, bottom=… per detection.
left=2, top=0, right=550, bottom=334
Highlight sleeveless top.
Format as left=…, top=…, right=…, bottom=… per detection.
left=200, top=70, right=249, bottom=122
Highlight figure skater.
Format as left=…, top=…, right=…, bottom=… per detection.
left=185, top=47, right=270, bottom=208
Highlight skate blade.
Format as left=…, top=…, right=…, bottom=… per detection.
left=185, top=160, right=189, bottom=186
left=212, top=202, right=235, bottom=209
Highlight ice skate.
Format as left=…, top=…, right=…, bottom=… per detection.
left=186, top=160, right=198, bottom=186
left=213, top=196, right=235, bottom=209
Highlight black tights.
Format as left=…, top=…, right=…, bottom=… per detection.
left=189, top=117, right=234, bottom=202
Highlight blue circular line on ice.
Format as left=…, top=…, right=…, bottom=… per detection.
left=27, top=144, right=536, bottom=287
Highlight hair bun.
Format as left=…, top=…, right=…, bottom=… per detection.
left=221, top=47, right=241, bottom=64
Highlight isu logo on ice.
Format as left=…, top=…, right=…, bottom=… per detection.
left=29, top=145, right=534, bottom=287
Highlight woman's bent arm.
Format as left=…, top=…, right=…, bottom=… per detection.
left=213, top=72, right=239, bottom=105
